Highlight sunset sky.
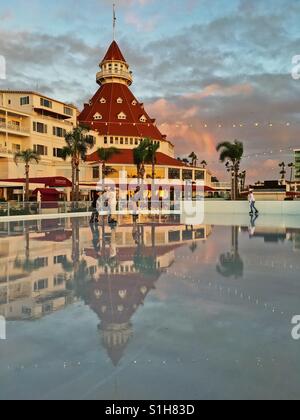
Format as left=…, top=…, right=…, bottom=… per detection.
left=0, top=0, right=300, bottom=182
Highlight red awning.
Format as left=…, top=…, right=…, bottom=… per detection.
left=0, top=177, right=72, bottom=187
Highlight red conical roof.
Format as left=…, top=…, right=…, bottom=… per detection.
left=78, top=83, right=167, bottom=141
left=102, top=40, right=126, bottom=63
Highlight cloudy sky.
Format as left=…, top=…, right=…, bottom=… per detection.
left=0, top=0, right=300, bottom=181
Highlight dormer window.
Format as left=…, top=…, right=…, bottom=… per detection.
left=140, top=115, right=147, bottom=123
left=118, top=112, right=127, bottom=120
left=100, top=97, right=106, bottom=104
left=93, top=113, right=102, bottom=120
left=117, top=97, right=123, bottom=104
left=132, top=100, right=137, bottom=106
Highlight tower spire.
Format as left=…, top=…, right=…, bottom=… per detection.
left=113, top=3, right=116, bottom=41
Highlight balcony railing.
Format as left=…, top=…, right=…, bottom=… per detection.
left=0, top=147, right=14, bottom=155
left=96, top=69, right=133, bottom=84
left=0, top=121, right=30, bottom=135
left=212, top=182, right=231, bottom=189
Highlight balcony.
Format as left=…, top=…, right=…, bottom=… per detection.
left=96, top=69, right=133, bottom=85
left=0, top=121, right=30, bottom=137
left=212, top=182, right=231, bottom=190
left=0, top=147, right=14, bottom=157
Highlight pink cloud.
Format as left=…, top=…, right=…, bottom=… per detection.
left=125, top=10, right=160, bottom=32
left=184, top=83, right=253, bottom=100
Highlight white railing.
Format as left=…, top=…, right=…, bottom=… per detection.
left=0, top=121, right=30, bottom=134
left=212, top=182, right=231, bottom=189
left=0, top=202, right=93, bottom=217
left=96, top=70, right=133, bottom=82
left=0, top=147, right=13, bottom=155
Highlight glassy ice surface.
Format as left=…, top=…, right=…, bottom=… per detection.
left=0, top=215, right=300, bottom=400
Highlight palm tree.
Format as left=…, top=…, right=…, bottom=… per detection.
left=14, top=149, right=41, bottom=202
left=133, top=140, right=149, bottom=182
left=200, top=160, right=208, bottom=169
left=216, top=140, right=244, bottom=200
left=144, top=138, right=160, bottom=180
left=189, top=152, right=198, bottom=167
left=61, top=126, right=95, bottom=202
left=96, top=147, right=120, bottom=186
left=279, top=162, right=286, bottom=184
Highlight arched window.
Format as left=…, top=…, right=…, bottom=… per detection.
left=93, top=113, right=102, bottom=120
left=118, top=112, right=127, bottom=120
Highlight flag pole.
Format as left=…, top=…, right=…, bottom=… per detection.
left=113, top=3, right=116, bottom=40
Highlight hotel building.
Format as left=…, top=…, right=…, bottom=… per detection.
left=0, top=91, right=77, bottom=200
left=0, top=40, right=217, bottom=201
left=295, top=149, right=300, bottom=180
left=80, top=40, right=213, bottom=190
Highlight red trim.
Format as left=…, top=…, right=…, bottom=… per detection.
left=86, top=148, right=186, bottom=167
left=0, top=177, right=72, bottom=187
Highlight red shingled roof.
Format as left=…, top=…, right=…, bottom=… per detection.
left=78, top=82, right=167, bottom=141
left=86, top=148, right=185, bottom=167
left=102, top=41, right=126, bottom=63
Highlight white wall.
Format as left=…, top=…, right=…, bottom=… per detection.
left=204, top=200, right=300, bottom=216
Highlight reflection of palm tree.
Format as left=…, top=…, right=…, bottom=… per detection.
left=216, top=226, right=244, bottom=278
left=14, top=225, right=35, bottom=273
left=133, top=223, right=159, bottom=276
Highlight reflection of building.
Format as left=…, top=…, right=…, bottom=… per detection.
left=0, top=219, right=77, bottom=320
left=0, top=216, right=212, bottom=364
left=81, top=220, right=212, bottom=365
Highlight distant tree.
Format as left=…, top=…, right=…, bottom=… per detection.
left=189, top=152, right=198, bottom=167
left=96, top=147, right=120, bottom=184
left=216, top=140, right=244, bottom=200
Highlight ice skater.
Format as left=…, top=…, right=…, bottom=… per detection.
left=103, top=187, right=118, bottom=225
left=248, top=189, right=259, bottom=215
left=90, top=191, right=100, bottom=224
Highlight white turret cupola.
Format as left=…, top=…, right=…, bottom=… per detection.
left=96, top=41, right=133, bottom=87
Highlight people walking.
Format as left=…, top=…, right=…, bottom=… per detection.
left=103, top=187, right=117, bottom=225
left=132, top=186, right=142, bottom=219
left=248, top=189, right=259, bottom=215
left=90, top=191, right=100, bottom=224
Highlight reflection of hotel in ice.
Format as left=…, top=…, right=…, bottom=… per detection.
left=0, top=218, right=212, bottom=327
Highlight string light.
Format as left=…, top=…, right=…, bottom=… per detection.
left=160, top=121, right=295, bottom=129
